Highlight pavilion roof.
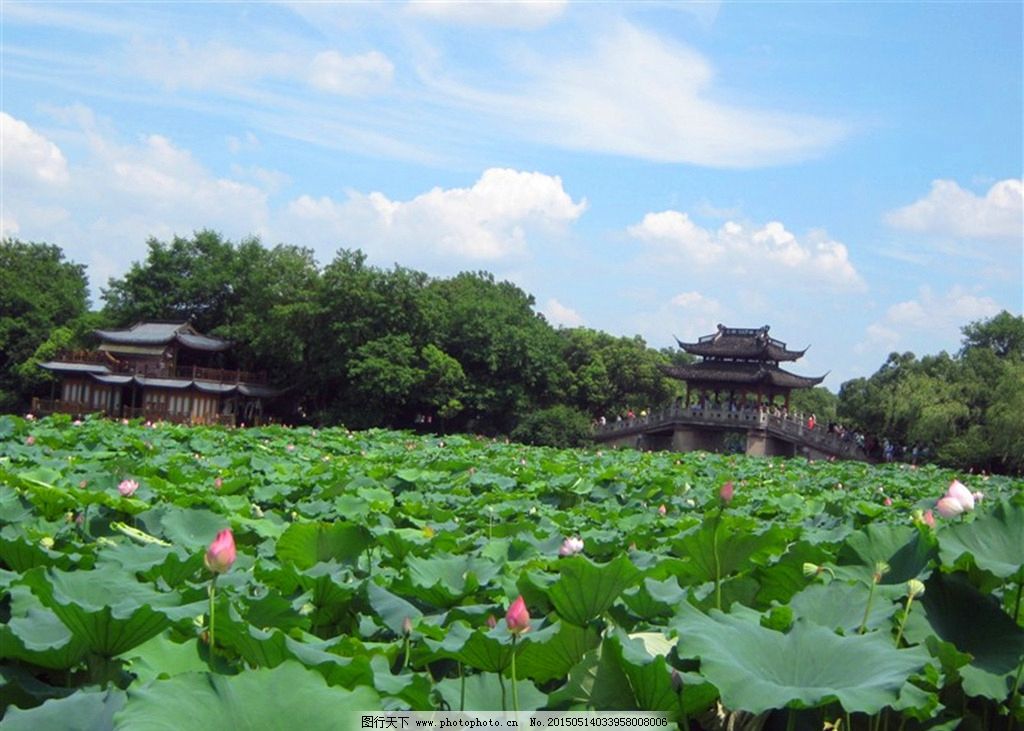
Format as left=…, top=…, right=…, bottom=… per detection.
left=677, top=324, right=807, bottom=362
left=94, top=322, right=231, bottom=352
left=659, top=361, right=825, bottom=390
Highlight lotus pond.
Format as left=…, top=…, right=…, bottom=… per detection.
left=1, top=414, right=1022, bottom=730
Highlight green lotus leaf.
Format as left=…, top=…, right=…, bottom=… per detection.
left=293, top=562, right=361, bottom=627
left=0, top=530, right=78, bottom=572
left=902, top=572, right=1024, bottom=700
left=138, top=506, right=228, bottom=550
left=366, top=581, right=424, bottom=634
left=216, top=607, right=375, bottom=688
left=836, top=523, right=935, bottom=585
left=938, top=500, right=1024, bottom=578
left=19, top=566, right=205, bottom=657
left=96, top=541, right=203, bottom=587
left=368, top=655, right=434, bottom=710
left=788, top=581, right=898, bottom=634
left=0, top=586, right=88, bottom=669
left=275, top=521, right=372, bottom=569
left=435, top=671, right=548, bottom=712
left=669, top=517, right=791, bottom=587
left=514, top=620, right=601, bottom=683
left=117, top=631, right=208, bottom=683
left=672, top=603, right=928, bottom=714
left=392, top=553, right=502, bottom=608
left=112, top=660, right=381, bottom=730
left=622, top=577, right=687, bottom=620
left=603, top=629, right=679, bottom=714
left=545, top=554, right=641, bottom=626
left=2, top=688, right=126, bottom=731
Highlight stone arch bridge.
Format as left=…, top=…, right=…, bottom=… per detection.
left=593, top=405, right=870, bottom=462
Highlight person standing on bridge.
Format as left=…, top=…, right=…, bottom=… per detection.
left=807, top=413, right=816, bottom=430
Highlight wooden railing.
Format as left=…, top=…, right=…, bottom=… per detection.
left=593, top=405, right=867, bottom=459
left=49, top=351, right=267, bottom=384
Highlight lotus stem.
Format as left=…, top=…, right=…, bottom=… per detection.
left=894, top=581, right=924, bottom=647
left=1013, top=570, right=1023, bottom=624
left=859, top=581, right=877, bottom=635
left=510, top=635, right=520, bottom=713
left=712, top=510, right=723, bottom=611
left=208, top=573, right=218, bottom=661
left=459, top=662, right=466, bottom=711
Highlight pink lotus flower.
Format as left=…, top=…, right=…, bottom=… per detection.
left=204, top=529, right=236, bottom=574
left=945, top=480, right=975, bottom=511
left=118, top=479, right=139, bottom=497
left=78, top=480, right=88, bottom=489
left=658, top=504, right=667, bottom=516
left=214, top=476, right=223, bottom=490
left=286, top=444, right=295, bottom=452
left=25, top=435, right=35, bottom=446
left=936, top=496, right=965, bottom=519
left=720, top=482, right=735, bottom=505
left=505, top=595, right=530, bottom=635
left=922, top=509, right=935, bottom=528
left=25, top=413, right=35, bottom=421
left=884, top=497, right=893, bottom=507
left=559, top=536, right=585, bottom=557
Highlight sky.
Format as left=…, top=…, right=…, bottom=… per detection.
left=2, top=0, right=1022, bottom=388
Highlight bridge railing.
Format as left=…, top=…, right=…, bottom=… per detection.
left=594, top=406, right=867, bottom=459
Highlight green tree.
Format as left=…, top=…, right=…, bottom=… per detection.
left=0, top=240, right=90, bottom=411
left=510, top=404, right=593, bottom=448
left=102, top=230, right=242, bottom=333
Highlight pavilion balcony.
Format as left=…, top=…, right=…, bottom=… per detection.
left=50, top=351, right=268, bottom=384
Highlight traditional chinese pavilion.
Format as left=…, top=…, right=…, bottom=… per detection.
left=661, top=324, right=825, bottom=410
left=34, top=322, right=279, bottom=425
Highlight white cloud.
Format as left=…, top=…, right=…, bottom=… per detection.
left=127, top=39, right=394, bottom=97
left=284, top=167, right=586, bottom=262
left=406, top=0, right=567, bottom=29
left=1, top=112, right=70, bottom=184
left=308, top=50, right=394, bottom=95
left=886, top=178, right=1024, bottom=240
left=858, top=285, right=1003, bottom=355
left=425, top=22, right=846, bottom=168
left=669, top=291, right=722, bottom=336
left=543, top=298, right=584, bottom=327
left=1, top=110, right=272, bottom=290
left=628, top=211, right=864, bottom=290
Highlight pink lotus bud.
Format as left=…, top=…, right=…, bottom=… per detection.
left=25, top=435, right=35, bottom=446
left=402, top=616, right=413, bottom=635
left=78, top=480, right=88, bottom=489
left=118, top=479, right=139, bottom=497
left=558, top=536, right=585, bottom=557
left=72, top=420, right=82, bottom=426
left=922, top=509, right=935, bottom=528
left=25, top=413, right=35, bottom=421
left=204, top=529, right=236, bottom=574
left=486, top=615, right=497, bottom=629
left=658, top=504, right=667, bottom=516
left=936, top=496, right=965, bottom=519
left=884, top=497, right=893, bottom=507
left=505, top=595, right=530, bottom=635
left=945, top=480, right=975, bottom=511
left=719, top=482, right=735, bottom=504
left=214, top=476, right=223, bottom=490
left=286, top=444, right=295, bottom=452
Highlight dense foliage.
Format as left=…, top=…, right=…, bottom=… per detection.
left=3, top=234, right=1022, bottom=473
left=1, top=417, right=1022, bottom=729
left=0, top=241, right=92, bottom=413
left=838, top=312, right=1024, bottom=475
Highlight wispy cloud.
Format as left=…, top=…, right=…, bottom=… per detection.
left=419, top=21, right=847, bottom=168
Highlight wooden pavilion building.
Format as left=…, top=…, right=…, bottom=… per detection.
left=661, top=324, right=825, bottom=411
left=33, top=322, right=280, bottom=425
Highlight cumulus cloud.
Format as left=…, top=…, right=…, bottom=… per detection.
left=628, top=211, right=864, bottom=290
left=858, top=285, right=1002, bottom=354
left=886, top=178, right=1024, bottom=240
left=1, top=110, right=272, bottom=292
left=426, top=22, right=846, bottom=168
left=284, top=167, right=586, bottom=262
left=543, top=298, right=584, bottom=327
left=1, top=112, right=70, bottom=184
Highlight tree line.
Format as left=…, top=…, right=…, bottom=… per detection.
left=2, top=235, right=1021, bottom=473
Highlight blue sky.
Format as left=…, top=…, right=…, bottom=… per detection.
left=2, top=1, right=1021, bottom=387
